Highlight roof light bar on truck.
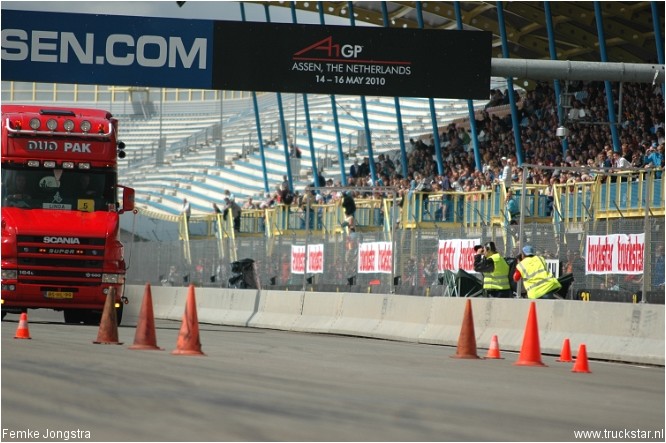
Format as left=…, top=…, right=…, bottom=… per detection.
left=5, top=118, right=113, bottom=137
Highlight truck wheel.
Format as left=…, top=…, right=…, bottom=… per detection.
left=83, top=311, right=102, bottom=325
left=66, top=307, right=122, bottom=325
left=82, top=308, right=122, bottom=325
left=64, top=309, right=84, bottom=324
left=115, top=304, right=124, bottom=325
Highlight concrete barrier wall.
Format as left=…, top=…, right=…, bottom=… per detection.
left=329, top=293, right=386, bottom=337
left=124, top=285, right=665, bottom=365
left=464, top=298, right=530, bottom=351
left=247, top=290, right=304, bottom=330
left=292, top=291, right=344, bottom=333
left=370, top=295, right=431, bottom=342
left=418, top=297, right=471, bottom=347
left=224, top=289, right=261, bottom=327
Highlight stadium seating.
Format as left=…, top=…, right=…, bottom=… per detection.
left=115, top=92, right=485, bottom=215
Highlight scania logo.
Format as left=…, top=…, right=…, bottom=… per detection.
left=43, top=237, right=80, bottom=244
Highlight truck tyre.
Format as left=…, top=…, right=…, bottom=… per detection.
left=77, top=309, right=123, bottom=325
left=86, top=306, right=123, bottom=325
left=83, top=310, right=102, bottom=325
left=115, top=304, right=124, bottom=325
left=64, top=309, right=85, bottom=324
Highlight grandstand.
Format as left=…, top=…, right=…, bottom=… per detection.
left=110, top=91, right=486, bottom=216
left=2, top=0, right=663, bottom=303
left=0, top=81, right=489, bottom=217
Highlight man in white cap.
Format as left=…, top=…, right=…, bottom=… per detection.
left=513, top=245, right=562, bottom=299
left=499, top=157, right=512, bottom=191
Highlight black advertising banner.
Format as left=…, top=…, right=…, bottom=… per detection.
left=2, top=11, right=490, bottom=98
left=212, top=21, right=492, bottom=99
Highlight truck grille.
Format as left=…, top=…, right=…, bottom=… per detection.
left=16, top=235, right=106, bottom=285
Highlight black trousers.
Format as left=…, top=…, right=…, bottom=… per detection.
left=485, top=289, right=512, bottom=298
left=538, top=290, right=559, bottom=300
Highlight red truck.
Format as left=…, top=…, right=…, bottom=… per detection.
left=1, top=105, right=134, bottom=324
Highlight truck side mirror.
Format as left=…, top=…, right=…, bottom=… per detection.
left=117, top=185, right=135, bottom=214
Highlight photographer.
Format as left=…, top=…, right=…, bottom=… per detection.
left=473, top=242, right=512, bottom=298
left=473, top=245, right=485, bottom=270
left=513, top=245, right=562, bottom=300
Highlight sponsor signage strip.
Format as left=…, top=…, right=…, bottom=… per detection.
left=545, top=259, right=560, bottom=278
left=585, top=233, right=645, bottom=275
left=3, top=11, right=491, bottom=99
left=2, top=10, right=214, bottom=88
left=291, top=244, right=324, bottom=275
left=437, top=239, right=480, bottom=273
left=358, top=242, right=393, bottom=274
left=212, top=21, right=491, bottom=99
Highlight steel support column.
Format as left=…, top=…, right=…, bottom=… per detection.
left=416, top=1, right=444, bottom=176
left=381, top=1, right=409, bottom=179
left=497, top=1, right=525, bottom=166
left=241, top=3, right=269, bottom=193
left=455, top=1, right=483, bottom=172
left=291, top=2, right=321, bottom=189
left=544, top=1, right=569, bottom=155
left=594, top=1, right=621, bottom=153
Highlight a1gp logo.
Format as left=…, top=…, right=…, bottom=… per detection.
left=341, top=44, right=363, bottom=58
left=294, top=36, right=363, bottom=59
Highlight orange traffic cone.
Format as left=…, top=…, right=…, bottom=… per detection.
left=485, top=334, right=503, bottom=359
left=556, top=338, right=573, bottom=362
left=129, top=283, right=163, bottom=351
left=514, top=302, right=546, bottom=367
left=171, top=285, right=205, bottom=356
left=93, top=287, right=123, bottom=345
left=451, top=299, right=480, bottom=359
left=14, top=312, right=31, bottom=339
left=572, top=344, right=592, bottom=373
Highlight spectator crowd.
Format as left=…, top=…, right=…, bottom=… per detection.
left=196, top=81, right=664, bottom=293
left=228, top=81, right=663, bottom=212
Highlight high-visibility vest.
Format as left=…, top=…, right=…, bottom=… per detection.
left=483, top=253, right=511, bottom=291
left=517, top=256, right=562, bottom=299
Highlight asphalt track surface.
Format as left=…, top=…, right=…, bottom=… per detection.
left=2, top=311, right=664, bottom=442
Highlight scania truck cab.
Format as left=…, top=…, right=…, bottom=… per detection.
left=1, top=105, right=134, bottom=324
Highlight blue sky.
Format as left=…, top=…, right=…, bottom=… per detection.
left=1, top=1, right=356, bottom=24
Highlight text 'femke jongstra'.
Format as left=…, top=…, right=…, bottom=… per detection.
left=2, top=428, right=92, bottom=440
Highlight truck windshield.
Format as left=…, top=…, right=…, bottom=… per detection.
left=1, top=168, right=117, bottom=212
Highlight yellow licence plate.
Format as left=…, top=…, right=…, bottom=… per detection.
left=45, top=291, right=74, bottom=299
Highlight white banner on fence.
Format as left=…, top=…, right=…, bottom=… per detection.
left=546, top=259, right=560, bottom=278
left=291, top=244, right=325, bottom=274
left=437, top=239, right=481, bottom=273
left=291, top=245, right=306, bottom=274
left=585, top=233, right=644, bottom=275
left=358, top=242, right=393, bottom=274
left=306, top=244, right=324, bottom=274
